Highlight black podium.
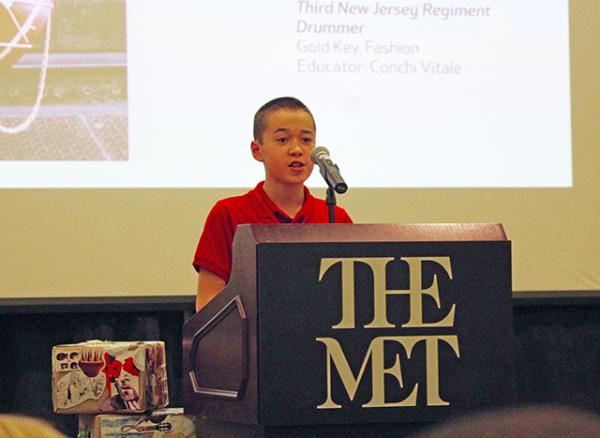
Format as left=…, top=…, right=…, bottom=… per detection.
left=183, top=224, right=514, bottom=436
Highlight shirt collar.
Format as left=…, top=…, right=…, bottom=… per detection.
left=250, top=181, right=313, bottom=222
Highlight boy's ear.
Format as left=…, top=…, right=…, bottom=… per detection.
left=251, top=140, right=263, bottom=162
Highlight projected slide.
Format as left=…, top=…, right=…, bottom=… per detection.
left=0, top=0, right=127, bottom=161
left=0, top=0, right=571, bottom=187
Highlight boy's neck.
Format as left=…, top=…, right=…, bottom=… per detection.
left=262, top=180, right=305, bottom=218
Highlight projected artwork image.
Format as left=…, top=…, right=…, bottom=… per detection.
left=0, top=0, right=127, bottom=160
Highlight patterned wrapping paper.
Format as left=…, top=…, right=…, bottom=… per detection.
left=52, top=340, right=169, bottom=414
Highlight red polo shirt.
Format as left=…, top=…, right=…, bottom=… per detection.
left=193, top=181, right=353, bottom=282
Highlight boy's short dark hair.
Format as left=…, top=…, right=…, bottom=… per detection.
left=253, top=97, right=316, bottom=142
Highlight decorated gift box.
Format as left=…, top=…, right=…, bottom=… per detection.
left=78, top=408, right=195, bottom=438
left=52, top=340, right=169, bottom=414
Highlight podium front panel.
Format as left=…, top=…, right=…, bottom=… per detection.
left=256, top=241, right=513, bottom=425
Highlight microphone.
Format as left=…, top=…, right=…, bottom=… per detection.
left=311, top=146, right=348, bottom=194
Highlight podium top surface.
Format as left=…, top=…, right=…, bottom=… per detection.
left=236, top=223, right=507, bottom=243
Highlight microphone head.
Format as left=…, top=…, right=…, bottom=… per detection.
left=311, top=146, right=330, bottom=164
left=335, top=182, right=348, bottom=194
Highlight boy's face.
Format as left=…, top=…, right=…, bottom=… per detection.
left=251, top=108, right=316, bottom=188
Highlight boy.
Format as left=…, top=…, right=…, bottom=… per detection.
left=193, top=97, right=352, bottom=311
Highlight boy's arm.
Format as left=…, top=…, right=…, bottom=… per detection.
left=196, top=269, right=226, bottom=312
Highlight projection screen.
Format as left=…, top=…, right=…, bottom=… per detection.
left=1, top=0, right=598, bottom=298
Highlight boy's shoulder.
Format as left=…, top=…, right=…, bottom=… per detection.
left=211, top=188, right=256, bottom=213
left=208, top=184, right=265, bottom=221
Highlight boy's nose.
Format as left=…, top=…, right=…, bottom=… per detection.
left=288, top=143, right=303, bottom=155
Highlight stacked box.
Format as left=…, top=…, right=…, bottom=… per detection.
left=78, top=408, right=195, bottom=438
left=52, top=340, right=169, bottom=414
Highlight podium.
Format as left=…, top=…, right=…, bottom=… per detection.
left=183, top=224, right=514, bottom=435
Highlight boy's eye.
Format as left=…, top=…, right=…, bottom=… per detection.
left=276, top=137, right=288, bottom=144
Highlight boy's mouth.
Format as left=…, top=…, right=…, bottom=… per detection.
left=289, top=161, right=305, bottom=168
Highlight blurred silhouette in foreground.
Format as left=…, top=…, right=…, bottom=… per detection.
left=0, top=414, right=66, bottom=438
left=411, top=405, right=600, bottom=438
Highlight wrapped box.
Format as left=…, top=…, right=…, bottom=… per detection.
left=78, top=408, right=195, bottom=438
left=52, top=340, right=169, bottom=414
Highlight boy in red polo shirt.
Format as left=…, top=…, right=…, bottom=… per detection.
left=193, top=97, right=352, bottom=311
